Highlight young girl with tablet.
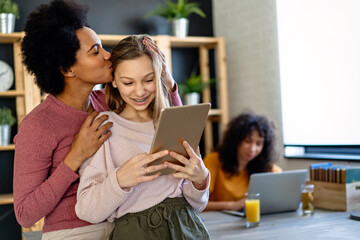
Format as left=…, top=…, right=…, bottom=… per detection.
left=75, top=35, right=210, bottom=239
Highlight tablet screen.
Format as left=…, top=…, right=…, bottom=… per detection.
left=147, top=103, right=211, bottom=175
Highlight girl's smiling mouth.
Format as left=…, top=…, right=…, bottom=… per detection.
left=131, top=96, right=149, bottom=103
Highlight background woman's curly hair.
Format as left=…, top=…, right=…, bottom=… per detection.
left=217, top=112, right=277, bottom=176
left=21, top=0, right=89, bottom=95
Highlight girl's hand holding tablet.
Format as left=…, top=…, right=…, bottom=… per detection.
left=166, top=140, right=209, bottom=190
left=115, top=150, right=170, bottom=188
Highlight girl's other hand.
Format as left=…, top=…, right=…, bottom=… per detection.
left=165, top=141, right=209, bottom=190
left=116, top=150, right=170, bottom=189
left=64, top=112, right=113, bottom=172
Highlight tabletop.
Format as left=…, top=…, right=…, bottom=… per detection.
left=23, top=208, right=360, bottom=240
left=199, top=209, right=360, bottom=240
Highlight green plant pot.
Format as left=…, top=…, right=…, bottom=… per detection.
left=0, top=13, right=15, bottom=33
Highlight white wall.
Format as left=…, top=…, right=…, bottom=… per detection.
left=212, top=0, right=360, bottom=170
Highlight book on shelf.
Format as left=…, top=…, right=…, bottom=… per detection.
left=330, top=165, right=345, bottom=184
left=309, top=163, right=360, bottom=184
left=341, top=167, right=360, bottom=184
left=309, top=162, right=332, bottom=181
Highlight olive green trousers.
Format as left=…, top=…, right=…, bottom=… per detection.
left=109, top=197, right=210, bottom=240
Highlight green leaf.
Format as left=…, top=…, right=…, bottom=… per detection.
left=180, top=72, right=216, bottom=95
left=0, top=106, right=16, bottom=126
left=0, top=0, right=20, bottom=19
left=144, top=0, right=206, bottom=20
left=185, top=3, right=206, bottom=18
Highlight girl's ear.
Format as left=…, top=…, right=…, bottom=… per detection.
left=112, top=80, right=118, bottom=88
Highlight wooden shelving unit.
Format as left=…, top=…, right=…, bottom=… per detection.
left=0, top=33, right=41, bottom=125
left=0, top=193, right=13, bottom=205
left=0, top=33, right=41, bottom=208
left=0, top=144, right=15, bottom=151
left=0, top=90, right=25, bottom=97
left=0, top=34, right=229, bottom=233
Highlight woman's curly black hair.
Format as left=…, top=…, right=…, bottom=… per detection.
left=21, top=0, right=89, bottom=95
left=217, top=112, right=277, bottom=176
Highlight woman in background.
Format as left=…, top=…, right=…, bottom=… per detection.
left=13, top=0, right=181, bottom=239
left=204, top=112, right=282, bottom=211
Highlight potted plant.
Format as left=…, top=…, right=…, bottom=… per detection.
left=0, top=106, right=16, bottom=146
left=0, top=0, right=20, bottom=33
left=179, top=72, right=215, bottom=105
left=145, top=0, right=206, bottom=37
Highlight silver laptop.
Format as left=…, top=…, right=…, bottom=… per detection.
left=248, top=169, right=307, bottom=215
left=222, top=169, right=307, bottom=217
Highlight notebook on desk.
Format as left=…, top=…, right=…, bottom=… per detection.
left=222, top=169, right=307, bottom=217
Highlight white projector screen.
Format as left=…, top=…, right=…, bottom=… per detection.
left=276, top=0, right=360, bottom=147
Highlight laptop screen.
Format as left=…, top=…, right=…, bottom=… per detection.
left=248, top=169, right=307, bottom=215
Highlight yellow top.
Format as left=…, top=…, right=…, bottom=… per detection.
left=204, top=152, right=282, bottom=201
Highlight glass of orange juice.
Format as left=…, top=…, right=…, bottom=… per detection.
left=245, top=193, right=260, bottom=228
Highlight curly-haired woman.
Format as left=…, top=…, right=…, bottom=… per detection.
left=204, top=112, right=282, bottom=211
left=13, top=0, right=181, bottom=239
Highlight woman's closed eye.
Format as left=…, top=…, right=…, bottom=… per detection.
left=91, top=45, right=99, bottom=55
left=244, top=138, right=251, bottom=143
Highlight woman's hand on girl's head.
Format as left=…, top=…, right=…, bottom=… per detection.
left=143, top=37, right=176, bottom=91
left=166, top=141, right=209, bottom=190
left=64, top=112, right=113, bottom=172
left=115, top=150, right=170, bottom=189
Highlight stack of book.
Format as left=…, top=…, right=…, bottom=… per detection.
left=309, top=162, right=360, bottom=184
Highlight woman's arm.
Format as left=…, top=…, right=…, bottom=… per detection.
left=169, top=83, right=182, bottom=106
left=13, top=116, right=78, bottom=227
left=201, top=152, right=248, bottom=211
left=13, top=112, right=112, bottom=227
left=204, top=198, right=246, bottom=211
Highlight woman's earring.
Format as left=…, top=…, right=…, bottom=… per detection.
left=71, top=72, right=75, bottom=77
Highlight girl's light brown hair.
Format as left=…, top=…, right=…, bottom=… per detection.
left=106, top=35, right=171, bottom=123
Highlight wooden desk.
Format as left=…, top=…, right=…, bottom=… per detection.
left=199, top=209, right=360, bottom=239
left=22, top=209, right=360, bottom=240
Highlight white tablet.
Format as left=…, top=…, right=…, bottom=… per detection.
left=148, top=103, right=211, bottom=175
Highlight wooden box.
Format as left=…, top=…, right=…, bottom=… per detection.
left=313, top=181, right=360, bottom=211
